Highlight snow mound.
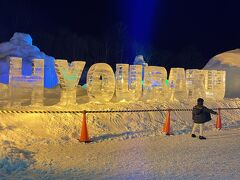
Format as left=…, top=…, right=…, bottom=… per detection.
left=204, top=49, right=240, bottom=98
left=0, top=32, right=58, bottom=88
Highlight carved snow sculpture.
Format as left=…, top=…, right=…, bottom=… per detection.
left=204, top=49, right=240, bottom=98
left=205, top=70, right=226, bottom=100
left=9, top=57, right=44, bottom=106
left=168, top=68, right=187, bottom=101
left=143, top=66, right=167, bottom=101
left=0, top=32, right=58, bottom=88
left=186, top=69, right=206, bottom=99
left=87, top=63, right=115, bottom=103
left=115, top=64, right=142, bottom=102
left=54, top=60, right=85, bottom=105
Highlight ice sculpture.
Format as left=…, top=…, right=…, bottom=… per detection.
left=54, top=60, right=86, bottom=105
left=115, top=64, right=142, bottom=101
left=87, top=63, right=115, bottom=103
left=143, top=66, right=167, bottom=101
left=186, top=69, right=206, bottom=99
left=9, top=57, right=44, bottom=106
left=168, top=68, right=187, bottom=101
left=205, top=70, right=226, bottom=99
left=0, top=83, right=8, bottom=106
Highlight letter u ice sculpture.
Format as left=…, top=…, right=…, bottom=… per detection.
left=9, top=57, right=44, bottom=106
left=54, top=60, right=86, bottom=105
left=115, top=64, right=142, bottom=102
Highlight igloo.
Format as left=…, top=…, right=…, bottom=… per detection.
left=204, top=49, right=240, bottom=98
left=0, top=32, right=58, bottom=88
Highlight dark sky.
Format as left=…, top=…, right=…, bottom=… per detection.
left=0, top=0, right=240, bottom=68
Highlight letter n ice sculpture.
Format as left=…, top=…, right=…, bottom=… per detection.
left=9, top=57, right=44, bottom=106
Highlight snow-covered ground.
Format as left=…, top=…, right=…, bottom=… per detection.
left=0, top=128, right=240, bottom=179
left=0, top=98, right=240, bottom=179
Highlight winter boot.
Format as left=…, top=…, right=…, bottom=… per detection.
left=199, top=136, right=206, bottom=140
left=191, top=134, right=196, bottom=138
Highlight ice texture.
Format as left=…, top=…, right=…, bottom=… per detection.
left=169, top=68, right=187, bottom=101
left=186, top=69, right=206, bottom=99
left=54, top=60, right=86, bottom=105
left=115, top=64, right=142, bottom=101
left=143, top=66, right=167, bottom=101
left=87, top=63, right=115, bottom=103
left=9, top=57, right=44, bottom=106
left=205, top=70, right=226, bottom=100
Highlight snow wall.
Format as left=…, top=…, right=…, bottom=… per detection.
left=0, top=32, right=58, bottom=88
left=204, top=49, right=240, bottom=98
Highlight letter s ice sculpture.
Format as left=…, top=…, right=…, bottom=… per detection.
left=54, top=60, right=86, bottom=105
left=87, top=63, right=115, bottom=103
left=9, top=57, right=44, bottom=106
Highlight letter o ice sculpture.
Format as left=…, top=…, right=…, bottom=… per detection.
left=168, top=68, right=187, bottom=101
left=87, top=63, right=115, bottom=103
left=143, top=66, right=167, bottom=101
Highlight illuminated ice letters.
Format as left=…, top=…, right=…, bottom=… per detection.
left=205, top=70, right=226, bottom=100
left=115, top=64, right=142, bottom=101
left=143, top=66, right=167, bottom=101
left=54, top=60, right=86, bottom=105
left=87, top=63, right=115, bottom=103
left=9, top=57, right=44, bottom=106
left=186, top=69, right=206, bottom=99
left=168, top=68, right=187, bottom=101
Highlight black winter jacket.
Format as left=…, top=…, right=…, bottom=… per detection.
left=192, top=105, right=217, bottom=124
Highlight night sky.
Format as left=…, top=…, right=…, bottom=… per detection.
left=0, top=0, right=240, bottom=70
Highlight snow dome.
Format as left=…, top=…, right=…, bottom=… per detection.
left=0, top=32, right=58, bottom=88
left=204, top=49, right=240, bottom=98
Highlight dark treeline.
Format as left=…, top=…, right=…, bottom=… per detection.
left=0, top=24, right=209, bottom=72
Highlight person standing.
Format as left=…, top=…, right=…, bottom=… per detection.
left=191, top=98, right=218, bottom=140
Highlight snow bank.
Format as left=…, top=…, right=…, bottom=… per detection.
left=0, top=32, right=58, bottom=88
left=0, top=99, right=240, bottom=145
left=204, top=49, right=240, bottom=98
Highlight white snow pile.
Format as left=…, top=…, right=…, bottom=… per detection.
left=0, top=32, right=58, bottom=88
left=204, top=49, right=240, bottom=98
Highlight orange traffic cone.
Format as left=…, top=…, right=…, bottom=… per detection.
left=162, top=110, right=171, bottom=135
left=216, top=108, right=222, bottom=130
left=79, top=111, right=91, bottom=143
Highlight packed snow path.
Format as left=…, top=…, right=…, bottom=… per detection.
left=1, top=128, right=240, bottom=179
